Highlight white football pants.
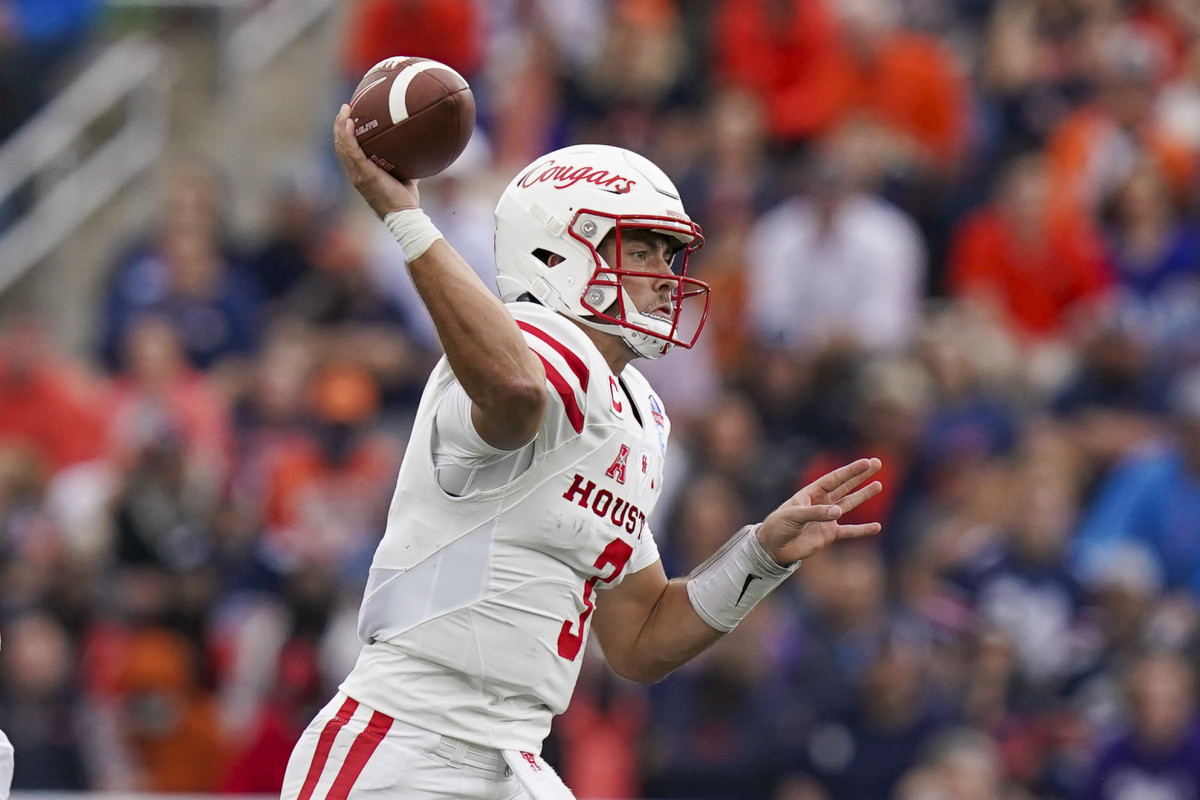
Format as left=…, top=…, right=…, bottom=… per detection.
left=281, top=692, right=537, bottom=800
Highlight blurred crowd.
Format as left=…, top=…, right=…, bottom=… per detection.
left=4, top=0, right=1200, bottom=798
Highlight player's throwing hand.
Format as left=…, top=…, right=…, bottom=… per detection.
left=332, top=104, right=420, bottom=219
left=757, top=457, right=884, bottom=566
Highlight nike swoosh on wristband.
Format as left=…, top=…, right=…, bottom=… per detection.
left=735, top=573, right=761, bottom=605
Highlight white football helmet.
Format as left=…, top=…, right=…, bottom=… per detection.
left=494, top=143, right=710, bottom=359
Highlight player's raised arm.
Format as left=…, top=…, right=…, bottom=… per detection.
left=332, top=104, right=545, bottom=450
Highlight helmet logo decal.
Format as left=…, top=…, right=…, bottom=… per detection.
left=519, top=160, right=637, bottom=194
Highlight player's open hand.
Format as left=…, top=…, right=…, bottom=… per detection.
left=332, top=104, right=420, bottom=218
left=756, top=458, right=883, bottom=565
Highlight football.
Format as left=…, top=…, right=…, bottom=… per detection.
left=348, top=56, right=476, bottom=180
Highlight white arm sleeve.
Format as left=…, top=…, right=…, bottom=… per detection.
left=686, top=525, right=798, bottom=632
left=432, top=381, right=534, bottom=496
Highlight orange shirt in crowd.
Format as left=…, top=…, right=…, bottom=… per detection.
left=260, top=431, right=399, bottom=566
left=342, top=0, right=481, bottom=79
left=0, top=358, right=108, bottom=473
left=845, top=31, right=969, bottom=169
left=82, top=624, right=225, bottom=792
left=946, top=206, right=1113, bottom=339
left=1046, top=107, right=1198, bottom=212
left=714, top=0, right=847, bottom=142
left=714, top=0, right=967, bottom=167
left=557, top=681, right=647, bottom=800
left=105, top=370, right=233, bottom=476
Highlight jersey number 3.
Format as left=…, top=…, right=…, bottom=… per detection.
left=557, top=538, right=634, bottom=660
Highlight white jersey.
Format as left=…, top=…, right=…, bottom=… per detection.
left=340, top=302, right=668, bottom=751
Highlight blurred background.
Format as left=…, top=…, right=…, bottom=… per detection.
left=1, top=0, right=1200, bottom=798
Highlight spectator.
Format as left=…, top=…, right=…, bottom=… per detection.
left=894, top=726, right=1026, bottom=800
left=287, top=210, right=429, bottom=411
left=107, top=314, right=233, bottom=497
left=944, top=430, right=1095, bottom=702
left=1045, top=23, right=1196, bottom=216
left=796, top=355, right=935, bottom=562
left=341, top=0, right=481, bottom=88
left=243, top=163, right=338, bottom=308
left=911, top=302, right=1021, bottom=525
left=745, top=138, right=926, bottom=357
left=0, top=611, right=88, bottom=789
left=829, top=0, right=970, bottom=176
left=945, top=151, right=1113, bottom=359
left=554, top=645, right=648, bottom=800
left=1073, top=368, right=1200, bottom=637
left=642, top=605, right=791, bottom=800
left=1077, top=649, right=1200, bottom=800
left=713, top=0, right=970, bottom=172
left=565, top=0, right=696, bottom=137
left=779, top=638, right=948, bottom=800
left=257, top=362, right=402, bottom=578
left=78, top=565, right=224, bottom=791
left=1050, top=311, right=1170, bottom=472
left=100, top=227, right=262, bottom=376
left=772, top=542, right=931, bottom=743
left=683, top=392, right=805, bottom=522
left=977, top=0, right=1106, bottom=164
left=0, top=314, right=108, bottom=475
left=1070, top=542, right=1167, bottom=740
left=1099, top=157, right=1200, bottom=367
left=712, top=0, right=844, bottom=145
left=217, top=610, right=328, bottom=792
left=480, top=0, right=607, bottom=169
left=0, top=0, right=100, bottom=139
left=111, top=626, right=225, bottom=791
left=98, top=162, right=261, bottom=377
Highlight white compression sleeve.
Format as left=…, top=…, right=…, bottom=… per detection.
left=685, top=524, right=799, bottom=633
left=384, top=208, right=444, bottom=261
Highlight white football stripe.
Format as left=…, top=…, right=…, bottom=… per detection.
left=370, top=56, right=411, bottom=72
left=350, top=74, right=388, bottom=107
left=388, top=60, right=466, bottom=124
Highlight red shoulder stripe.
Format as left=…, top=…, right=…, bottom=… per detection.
left=533, top=353, right=584, bottom=433
left=517, top=320, right=590, bottom=391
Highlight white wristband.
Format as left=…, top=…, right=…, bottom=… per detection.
left=686, top=524, right=798, bottom=633
left=384, top=208, right=444, bottom=262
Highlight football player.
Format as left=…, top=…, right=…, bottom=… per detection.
left=279, top=105, right=884, bottom=800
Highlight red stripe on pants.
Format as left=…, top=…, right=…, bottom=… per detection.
left=325, top=710, right=395, bottom=800
left=297, top=697, right=358, bottom=800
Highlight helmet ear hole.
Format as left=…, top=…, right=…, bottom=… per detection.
left=532, top=248, right=565, bottom=267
